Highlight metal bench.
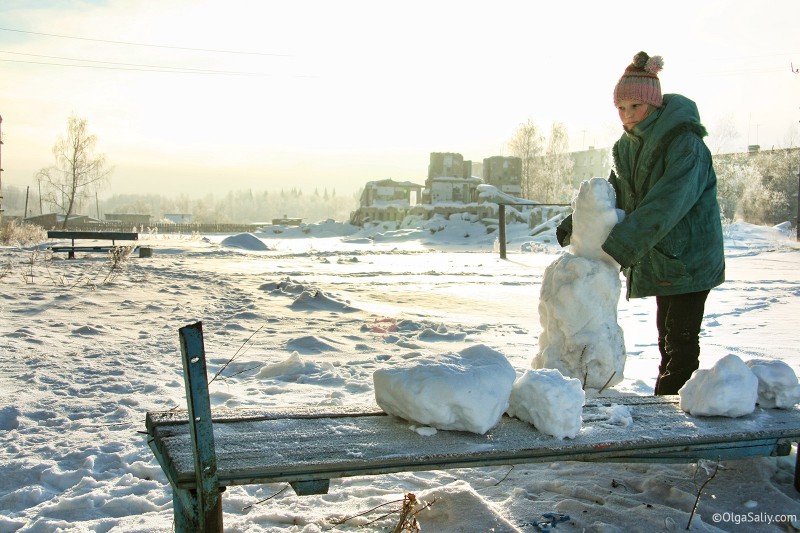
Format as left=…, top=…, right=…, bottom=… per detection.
left=46, top=230, right=150, bottom=259
left=146, top=322, right=800, bottom=532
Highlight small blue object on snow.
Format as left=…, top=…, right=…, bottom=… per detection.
left=523, top=512, right=570, bottom=532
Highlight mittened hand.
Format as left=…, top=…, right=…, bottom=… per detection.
left=556, top=226, right=569, bottom=247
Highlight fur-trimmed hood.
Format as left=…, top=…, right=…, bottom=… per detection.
left=613, top=94, right=708, bottom=185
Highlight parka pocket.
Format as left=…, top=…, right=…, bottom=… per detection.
left=647, top=248, right=692, bottom=287
left=656, top=219, right=690, bottom=258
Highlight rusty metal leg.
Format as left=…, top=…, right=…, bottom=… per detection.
left=172, top=486, right=199, bottom=532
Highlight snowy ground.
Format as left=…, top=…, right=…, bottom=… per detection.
left=1, top=218, right=799, bottom=532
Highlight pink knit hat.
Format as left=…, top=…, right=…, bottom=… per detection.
left=613, top=51, right=664, bottom=107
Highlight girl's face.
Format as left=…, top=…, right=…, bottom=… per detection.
left=616, top=99, right=654, bottom=131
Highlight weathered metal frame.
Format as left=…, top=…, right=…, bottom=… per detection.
left=148, top=322, right=800, bottom=531
left=149, top=322, right=222, bottom=532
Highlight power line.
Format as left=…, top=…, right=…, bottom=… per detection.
left=0, top=57, right=272, bottom=75
left=0, top=26, right=291, bottom=57
left=0, top=50, right=266, bottom=76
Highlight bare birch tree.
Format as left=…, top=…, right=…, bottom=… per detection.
left=541, top=122, right=575, bottom=203
left=37, top=114, right=111, bottom=228
left=509, top=120, right=574, bottom=202
left=507, top=119, right=544, bottom=199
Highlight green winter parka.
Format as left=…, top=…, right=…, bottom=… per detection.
left=602, top=93, right=725, bottom=298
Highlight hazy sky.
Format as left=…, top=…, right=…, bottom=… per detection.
left=1, top=0, right=798, bottom=198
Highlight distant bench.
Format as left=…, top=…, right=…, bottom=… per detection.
left=46, top=230, right=151, bottom=259
left=146, top=322, right=800, bottom=532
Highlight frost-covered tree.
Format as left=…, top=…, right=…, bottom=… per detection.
left=37, top=115, right=111, bottom=228
left=540, top=122, right=575, bottom=203
left=507, top=119, right=544, bottom=199
left=508, top=120, right=574, bottom=203
left=715, top=147, right=800, bottom=225
left=714, top=152, right=752, bottom=221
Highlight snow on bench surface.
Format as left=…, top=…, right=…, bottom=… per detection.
left=146, top=396, right=800, bottom=491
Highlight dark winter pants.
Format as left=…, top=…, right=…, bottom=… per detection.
left=653, top=290, right=711, bottom=395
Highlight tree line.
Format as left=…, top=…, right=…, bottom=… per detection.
left=4, top=114, right=798, bottom=229
left=3, top=183, right=360, bottom=226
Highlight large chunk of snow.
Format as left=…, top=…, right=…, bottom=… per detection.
left=532, top=254, right=626, bottom=389
left=373, top=345, right=516, bottom=434
left=507, top=369, right=585, bottom=439
left=679, top=354, right=758, bottom=417
left=569, top=177, right=625, bottom=264
left=745, top=359, right=800, bottom=408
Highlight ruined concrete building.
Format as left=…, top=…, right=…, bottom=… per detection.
left=350, top=152, right=526, bottom=227
left=482, top=156, right=522, bottom=196
left=349, top=179, right=425, bottom=226
left=424, top=152, right=481, bottom=204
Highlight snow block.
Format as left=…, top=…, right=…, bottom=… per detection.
left=679, top=354, right=759, bottom=417
left=373, top=345, right=516, bottom=434
left=746, top=358, right=800, bottom=409
left=507, top=368, right=585, bottom=439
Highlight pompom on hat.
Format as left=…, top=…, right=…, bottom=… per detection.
left=613, top=51, right=664, bottom=107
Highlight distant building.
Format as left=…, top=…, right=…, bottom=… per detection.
left=714, top=145, right=800, bottom=162
left=25, top=213, right=101, bottom=228
left=570, top=146, right=612, bottom=186
left=350, top=179, right=424, bottom=226
left=351, top=152, right=543, bottom=227
left=24, top=213, right=60, bottom=228
left=483, top=156, right=522, bottom=195
left=427, top=152, right=472, bottom=180
left=164, top=213, right=194, bottom=224
left=105, top=213, right=151, bottom=226
left=358, top=179, right=423, bottom=207
left=471, top=161, right=483, bottom=180
left=272, top=215, right=303, bottom=226
left=424, top=152, right=479, bottom=204
left=427, top=176, right=483, bottom=204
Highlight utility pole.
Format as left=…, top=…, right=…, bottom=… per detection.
left=792, top=66, right=798, bottom=239
left=0, top=114, right=4, bottom=220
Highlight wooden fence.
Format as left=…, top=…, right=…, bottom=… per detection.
left=38, top=222, right=266, bottom=234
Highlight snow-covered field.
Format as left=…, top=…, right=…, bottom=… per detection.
left=1, top=218, right=799, bottom=532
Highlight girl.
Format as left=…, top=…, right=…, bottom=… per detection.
left=558, top=51, right=725, bottom=395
